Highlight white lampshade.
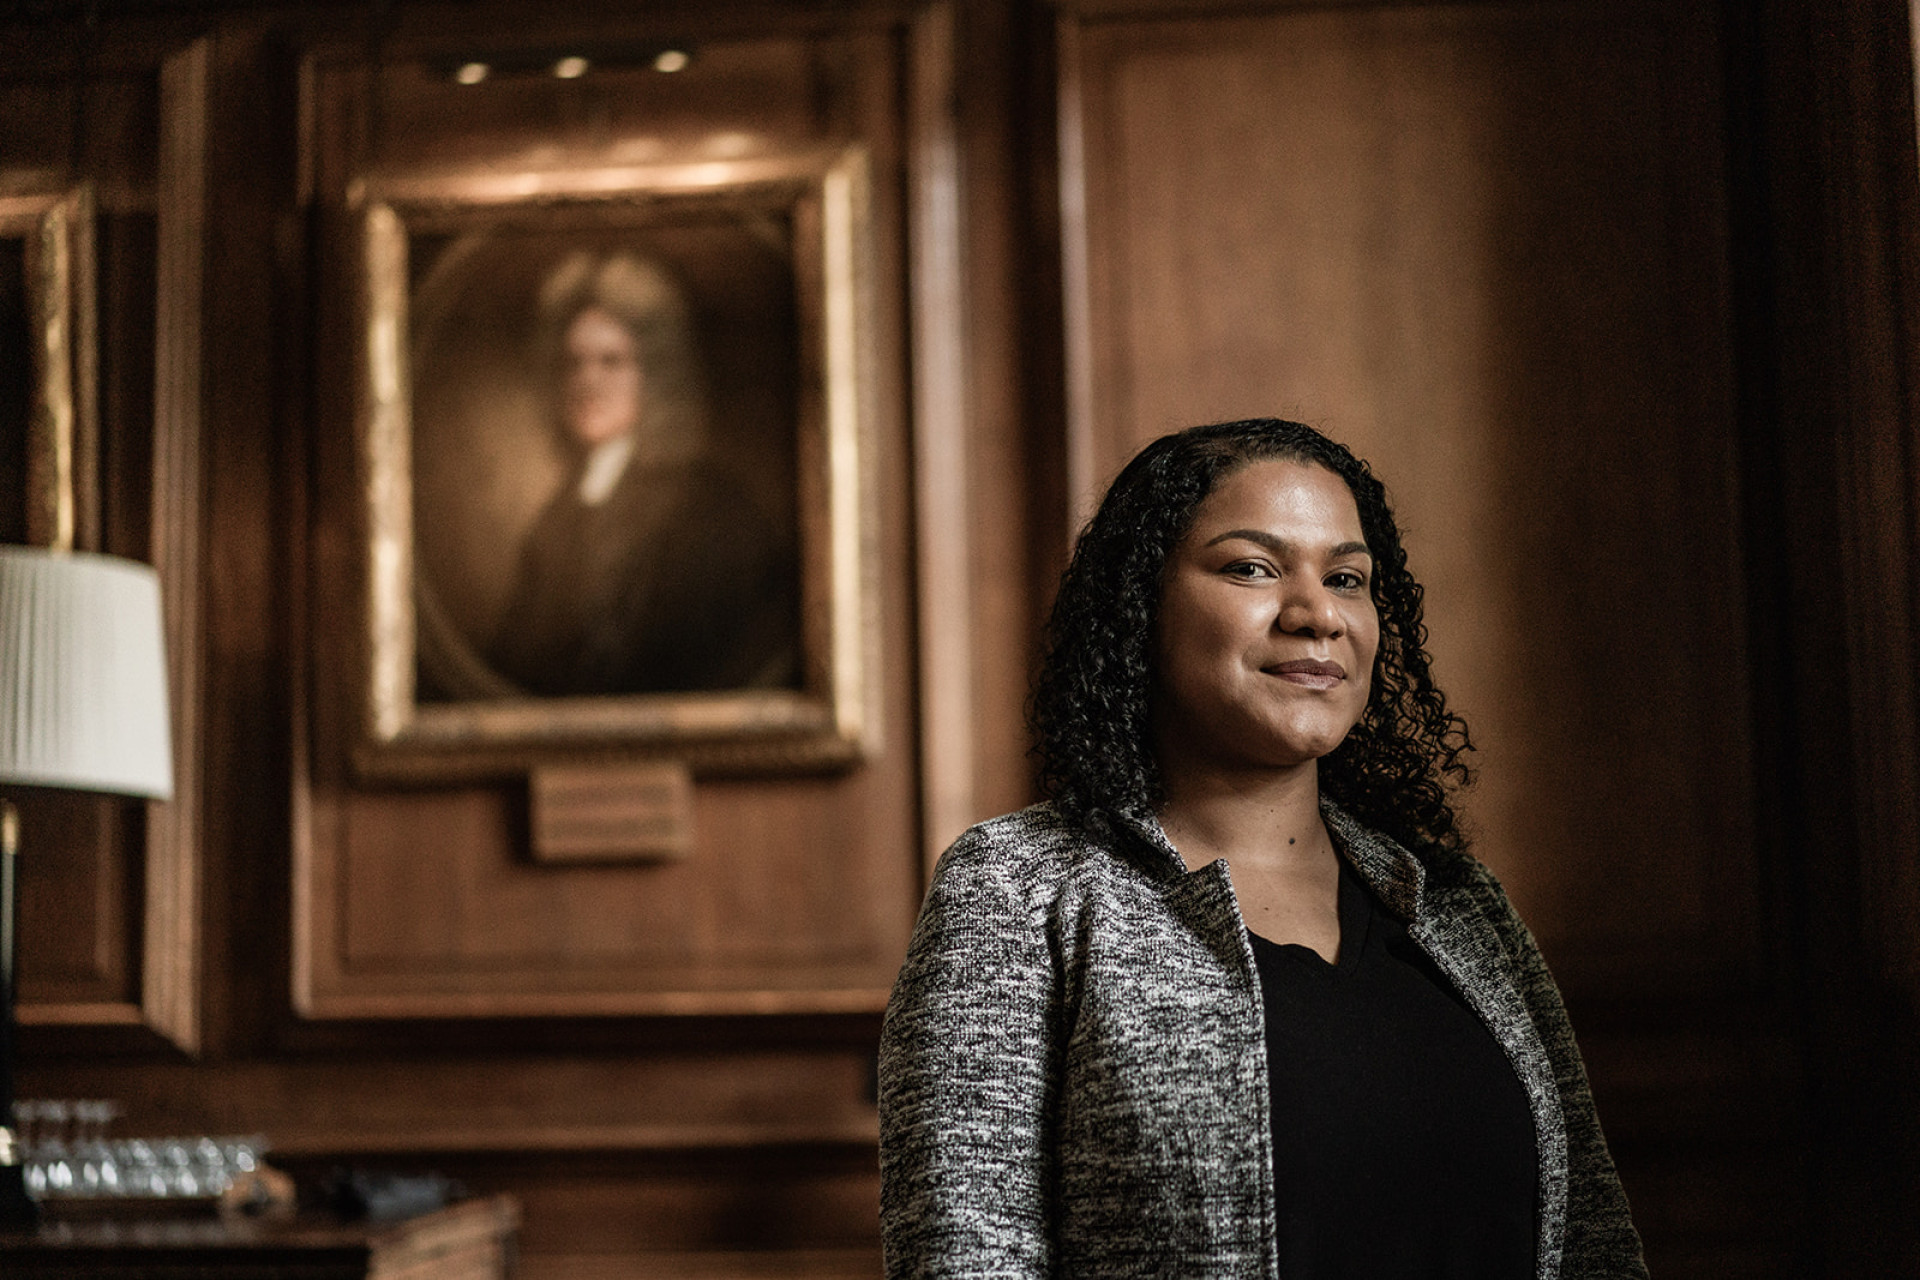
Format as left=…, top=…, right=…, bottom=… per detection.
left=0, top=546, right=173, bottom=800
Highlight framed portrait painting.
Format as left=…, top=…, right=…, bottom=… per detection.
left=351, top=146, right=879, bottom=779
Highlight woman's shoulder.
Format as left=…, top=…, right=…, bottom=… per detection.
left=1413, top=846, right=1545, bottom=964
left=1422, top=843, right=1502, bottom=892
left=929, top=802, right=1150, bottom=905
left=1326, top=802, right=1497, bottom=896
left=936, top=802, right=1089, bottom=877
left=1416, top=844, right=1521, bottom=916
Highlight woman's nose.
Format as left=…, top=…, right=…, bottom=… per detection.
left=1276, top=581, right=1342, bottom=637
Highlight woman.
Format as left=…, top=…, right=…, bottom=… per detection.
left=486, top=252, right=797, bottom=697
left=878, top=420, right=1646, bottom=1278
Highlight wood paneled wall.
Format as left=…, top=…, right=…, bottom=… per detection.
left=1061, top=0, right=1757, bottom=999
left=5, top=0, right=1920, bottom=1274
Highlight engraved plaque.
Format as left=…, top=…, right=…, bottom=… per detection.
left=529, top=760, right=693, bottom=862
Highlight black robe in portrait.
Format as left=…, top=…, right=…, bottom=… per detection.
left=487, top=454, right=798, bottom=697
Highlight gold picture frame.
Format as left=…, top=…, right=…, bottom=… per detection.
left=0, top=185, right=97, bottom=553
left=350, top=146, right=879, bottom=780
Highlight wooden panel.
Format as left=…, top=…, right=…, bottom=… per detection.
left=307, top=779, right=913, bottom=1013
left=2, top=43, right=201, bottom=1051
left=24, top=1045, right=880, bottom=1152
left=1061, top=0, right=1756, bottom=998
left=295, top=21, right=919, bottom=1019
left=479, top=1152, right=877, bottom=1261
left=15, top=792, right=135, bottom=1007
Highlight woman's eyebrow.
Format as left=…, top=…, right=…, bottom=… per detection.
left=1204, top=529, right=1372, bottom=559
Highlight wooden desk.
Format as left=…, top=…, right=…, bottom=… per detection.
left=0, top=1195, right=518, bottom=1278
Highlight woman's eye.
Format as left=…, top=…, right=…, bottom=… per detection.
left=1327, top=570, right=1368, bottom=592
left=1222, top=560, right=1273, bottom=580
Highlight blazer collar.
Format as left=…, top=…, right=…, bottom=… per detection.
left=1320, top=801, right=1426, bottom=921
left=1111, top=798, right=1429, bottom=922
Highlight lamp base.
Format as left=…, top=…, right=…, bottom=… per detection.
left=0, top=1161, right=35, bottom=1230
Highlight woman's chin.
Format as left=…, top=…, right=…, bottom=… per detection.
left=1252, top=719, right=1361, bottom=770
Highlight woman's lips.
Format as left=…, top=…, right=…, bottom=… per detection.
left=1267, top=658, right=1346, bottom=690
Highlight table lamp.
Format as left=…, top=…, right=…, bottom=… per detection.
left=0, top=546, right=173, bottom=1228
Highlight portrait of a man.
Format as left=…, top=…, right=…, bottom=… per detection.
left=406, top=217, right=803, bottom=704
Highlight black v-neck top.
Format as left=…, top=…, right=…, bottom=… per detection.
left=1248, top=858, right=1538, bottom=1279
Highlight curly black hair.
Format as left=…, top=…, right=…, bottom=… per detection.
left=1030, top=418, right=1474, bottom=858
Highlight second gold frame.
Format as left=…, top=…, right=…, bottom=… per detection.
left=0, top=185, right=96, bottom=552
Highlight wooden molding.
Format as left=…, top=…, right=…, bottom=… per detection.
left=908, top=0, right=980, bottom=868
left=267, top=1117, right=879, bottom=1159
left=16, top=1000, right=144, bottom=1028
left=295, top=987, right=892, bottom=1022
left=1053, top=9, right=1098, bottom=542
left=140, top=35, right=211, bottom=1055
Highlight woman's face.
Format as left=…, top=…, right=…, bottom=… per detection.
left=561, top=306, right=643, bottom=448
left=1152, top=458, right=1379, bottom=777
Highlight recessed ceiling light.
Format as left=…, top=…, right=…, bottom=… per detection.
left=453, top=61, right=489, bottom=85
left=552, top=56, right=590, bottom=80
left=653, top=49, right=691, bottom=73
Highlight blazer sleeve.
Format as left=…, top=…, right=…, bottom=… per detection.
left=1467, top=862, right=1650, bottom=1279
left=878, top=830, right=1060, bottom=1280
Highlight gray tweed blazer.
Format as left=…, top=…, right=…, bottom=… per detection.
left=878, top=801, right=1648, bottom=1279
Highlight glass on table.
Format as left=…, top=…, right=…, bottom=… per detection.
left=119, top=1136, right=169, bottom=1198
left=12, top=1100, right=44, bottom=1195
left=33, top=1099, right=75, bottom=1194
left=73, top=1100, right=124, bottom=1196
